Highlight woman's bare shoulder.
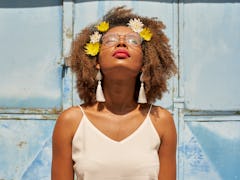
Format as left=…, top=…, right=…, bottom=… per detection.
left=58, top=106, right=83, bottom=122
left=53, top=106, right=83, bottom=138
left=150, top=105, right=176, bottom=137
left=150, top=105, right=173, bottom=122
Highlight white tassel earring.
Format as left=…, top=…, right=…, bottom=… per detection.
left=138, top=73, right=147, bottom=103
left=96, top=70, right=105, bottom=102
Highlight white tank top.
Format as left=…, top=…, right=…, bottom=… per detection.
left=72, top=105, right=161, bottom=180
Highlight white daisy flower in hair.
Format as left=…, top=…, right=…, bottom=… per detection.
left=128, top=18, right=144, bottom=33
left=90, top=31, right=102, bottom=43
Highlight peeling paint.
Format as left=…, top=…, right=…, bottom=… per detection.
left=17, top=141, right=27, bottom=148
left=64, top=27, right=73, bottom=39
left=0, top=107, right=61, bottom=115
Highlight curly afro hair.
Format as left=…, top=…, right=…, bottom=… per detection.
left=70, top=6, right=177, bottom=105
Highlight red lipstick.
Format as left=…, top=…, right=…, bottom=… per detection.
left=113, top=49, right=130, bottom=59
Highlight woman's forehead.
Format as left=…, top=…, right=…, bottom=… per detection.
left=106, top=26, right=134, bottom=34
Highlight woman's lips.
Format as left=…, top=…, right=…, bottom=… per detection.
left=112, top=49, right=130, bottom=59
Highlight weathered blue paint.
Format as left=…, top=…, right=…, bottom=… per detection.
left=182, top=3, right=240, bottom=111
left=0, top=3, right=63, bottom=110
left=178, top=2, right=240, bottom=180
left=0, top=120, right=55, bottom=179
left=180, top=121, right=240, bottom=180
left=21, top=138, right=52, bottom=180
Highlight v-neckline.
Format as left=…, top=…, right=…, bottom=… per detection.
left=83, top=113, right=150, bottom=144
left=79, top=105, right=152, bottom=144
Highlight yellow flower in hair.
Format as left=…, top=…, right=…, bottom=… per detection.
left=96, top=21, right=109, bottom=32
left=140, top=28, right=152, bottom=41
left=85, top=42, right=100, bottom=56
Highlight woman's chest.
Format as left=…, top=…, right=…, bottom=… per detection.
left=84, top=110, right=147, bottom=142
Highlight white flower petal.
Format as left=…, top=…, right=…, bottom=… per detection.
left=128, top=18, right=144, bottom=33
left=90, top=31, right=102, bottom=43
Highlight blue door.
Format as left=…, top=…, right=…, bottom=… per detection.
left=0, top=1, right=239, bottom=179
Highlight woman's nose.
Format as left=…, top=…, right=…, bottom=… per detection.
left=116, top=37, right=127, bottom=47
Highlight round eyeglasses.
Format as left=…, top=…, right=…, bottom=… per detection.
left=101, top=33, right=142, bottom=47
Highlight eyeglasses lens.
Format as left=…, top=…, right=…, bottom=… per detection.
left=102, top=34, right=142, bottom=46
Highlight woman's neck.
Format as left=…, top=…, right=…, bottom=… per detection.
left=102, top=77, right=138, bottom=113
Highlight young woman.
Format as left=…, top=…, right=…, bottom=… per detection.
left=52, top=6, right=177, bottom=180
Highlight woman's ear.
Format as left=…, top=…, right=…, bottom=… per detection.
left=96, top=63, right=100, bottom=70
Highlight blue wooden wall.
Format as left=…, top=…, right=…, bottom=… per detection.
left=0, top=1, right=239, bottom=180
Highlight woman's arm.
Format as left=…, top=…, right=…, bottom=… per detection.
left=51, top=107, right=82, bottom=180
left=153, top=107, right=177, bottom=180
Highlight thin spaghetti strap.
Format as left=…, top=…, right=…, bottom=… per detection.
left=147, top=104, right=153, bottom=116
left=78, top=105, right=85, bottom=115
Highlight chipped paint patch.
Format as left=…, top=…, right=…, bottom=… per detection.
left=17, top=141, right=27, bottom=148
